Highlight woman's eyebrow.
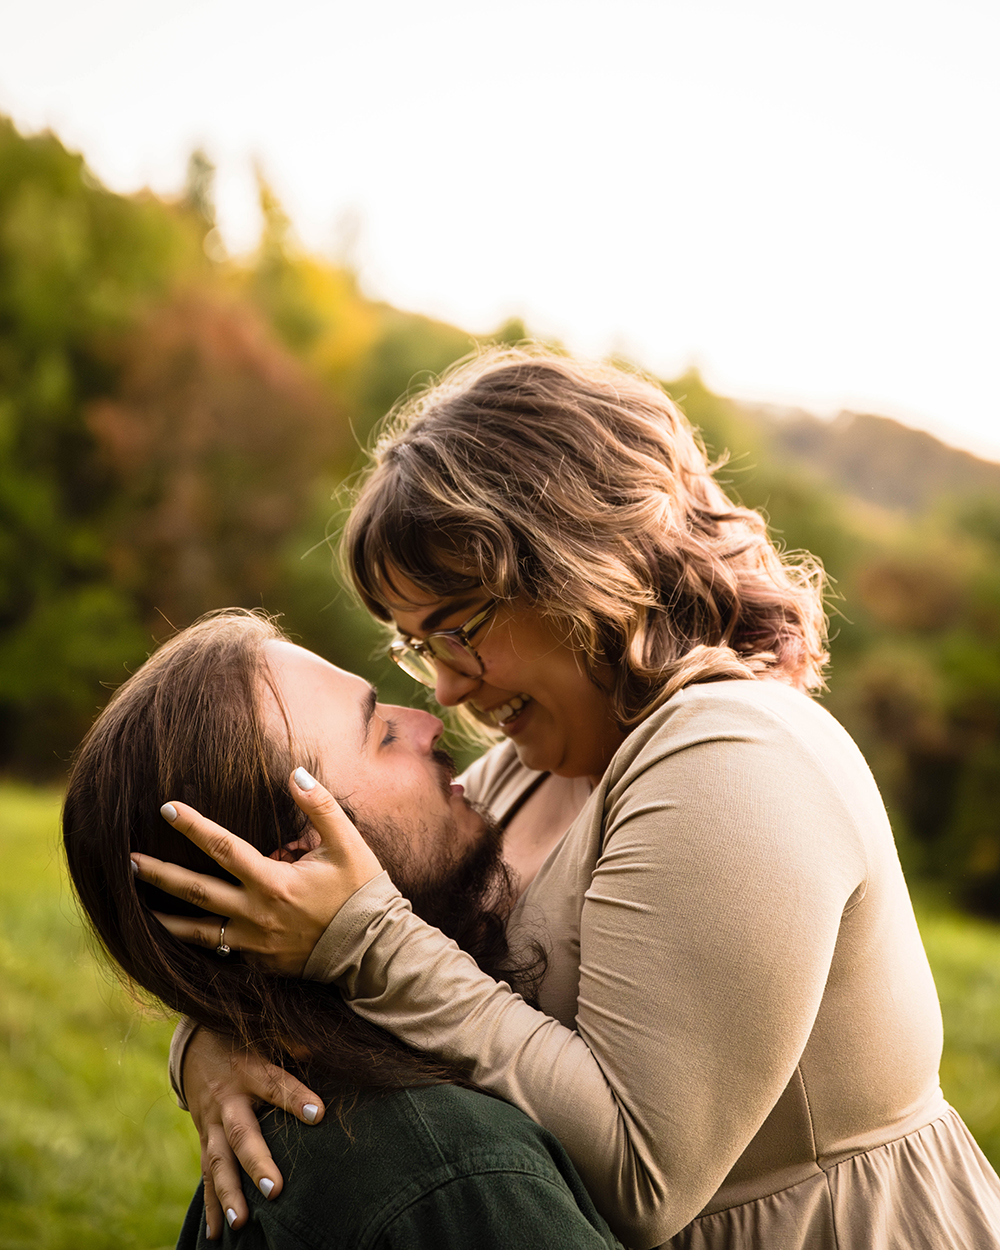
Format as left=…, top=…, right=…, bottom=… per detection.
left=359, top=685, right=378, bottom=746
left=417, top=595, right=481, bottom=634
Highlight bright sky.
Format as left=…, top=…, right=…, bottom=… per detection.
left=2, top=0, right=997, bottom=458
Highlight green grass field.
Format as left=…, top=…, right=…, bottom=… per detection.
left=2, top=783, right=999, bottom=1249
left=0, top=785, right=199, bottom=1250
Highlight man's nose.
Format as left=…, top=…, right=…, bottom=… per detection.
left=395, top=706, right=444, bottom=753
left=432, top=662, right=480, bottom=708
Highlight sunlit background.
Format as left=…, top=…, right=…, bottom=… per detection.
left=2, top=0, right=997, bottom=455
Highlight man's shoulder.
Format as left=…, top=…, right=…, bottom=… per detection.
left=236, top=1085, right=620, bottom=1250
left=366, top=1086, right=621, bottom=1249
left=356, top=1083, right=580, bottom=1188
left=393, top=1083, right=565, bottom=1166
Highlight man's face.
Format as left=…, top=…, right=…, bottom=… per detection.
left=259, top=641, right=489, bottom=897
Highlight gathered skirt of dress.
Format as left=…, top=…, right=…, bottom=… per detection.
left=669, top=1107, right=1000, bottom=1250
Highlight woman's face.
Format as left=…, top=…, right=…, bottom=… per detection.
left=385, top=572, right=625, bottom=783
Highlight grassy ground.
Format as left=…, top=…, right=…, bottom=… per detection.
left=2, top=783, right=999, bottom=1248
left=0, top=784, right=199, bottom=1250
left=913, top=889, right=1000, bottom=1164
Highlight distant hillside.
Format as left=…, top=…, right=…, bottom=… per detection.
left=754, top=407, right=1000, bottom=515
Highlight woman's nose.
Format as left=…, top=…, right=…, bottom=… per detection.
left=432, top=662, right=480, bottom=707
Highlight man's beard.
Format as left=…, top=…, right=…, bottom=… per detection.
left=353, top=800, right=512, bottom=945
left=341, top=752, right=543, bottom=998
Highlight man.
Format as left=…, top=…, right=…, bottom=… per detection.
left=114, top=616, right=618, bottom=1248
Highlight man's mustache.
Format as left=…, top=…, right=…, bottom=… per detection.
left=433, top=747, right=457, bottom=797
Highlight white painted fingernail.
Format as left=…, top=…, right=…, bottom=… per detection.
left=206, top=1218, right=212, bottom=1239
left=293, top=767, right=317, bottom=792
left=226, top=1208, right=238, bottom=1227
left=160, top=802, right=178, bottom=822
left=259, top=1177, right=274, bottom=1197
left=303, top=1102, right=319, bottom=1123
left=130, top=858, right=138, bottom=875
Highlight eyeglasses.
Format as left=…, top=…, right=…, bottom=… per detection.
left=388, top=601, right=498, bottom=687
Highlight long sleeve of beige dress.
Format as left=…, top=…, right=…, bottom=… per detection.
left=294, top=681, right=1000, bottom=1246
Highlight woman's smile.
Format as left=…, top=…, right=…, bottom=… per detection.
left=480, top=693, right=532, bottom=730
left=386, top=572, right=625, bottom=783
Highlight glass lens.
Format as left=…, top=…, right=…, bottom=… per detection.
left=426, top=633, right=483, bottom=677
left=388, top=642, right=437, bottom=686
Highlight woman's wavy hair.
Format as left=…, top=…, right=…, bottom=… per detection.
left=345, top=348, right=829, bottom=731
left=62, top=609, right=531, bottom=1106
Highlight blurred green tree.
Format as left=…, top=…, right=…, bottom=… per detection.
left=184, top=148, right=216, bottom=228
left=0, top=127, right=348, bottom=772
left=0, top=119, right=204, bottom=771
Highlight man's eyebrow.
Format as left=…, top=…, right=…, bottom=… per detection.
left=359, top=685, right=377, bottom=747
left=416, top=595, right=481, bottom=635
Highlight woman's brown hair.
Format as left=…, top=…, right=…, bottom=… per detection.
left=62, top=609, right=528, bottom=1104
left=345, top=348, right=828, bottom=731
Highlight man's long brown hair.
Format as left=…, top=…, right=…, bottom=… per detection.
left=62, top=610, right=532, bottom=1102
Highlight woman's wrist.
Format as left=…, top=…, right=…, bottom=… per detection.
left=301, top=870, right=398, bottom=983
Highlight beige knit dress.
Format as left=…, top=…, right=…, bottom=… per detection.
left=301, top=680, right=1000, bottom=1248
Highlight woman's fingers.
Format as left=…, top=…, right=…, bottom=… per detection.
left=158, top=802, right=267, bottom=884
left=243, top=1057, right=325, bottom=1134
left=288, top=767, right=383, bottom=879
left=184, top=1032, right=305, bottom=1197
left=202, top=1168, right=224, bottom=1241
left=183, top=1031, right=323, bottom=1234
left=202, top=1117, right=250, bottom=1232
left=202, top=1065, right=326, bottom=1226
left=140, top=777, right=382, bottom=973
left=132, top=850, right=246, bottom=919
left=152, top=911, right=238, bottom=954
left=221, top=1083, right=310, bottom=1200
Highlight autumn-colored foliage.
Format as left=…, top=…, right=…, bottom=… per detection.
left=87, top=290, right=344, bottom=631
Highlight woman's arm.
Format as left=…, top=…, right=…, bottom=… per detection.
left=295, top=695, right=870, bottom=1246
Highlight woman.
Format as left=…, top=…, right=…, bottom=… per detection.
left=62, top=609, right=621, bottom=1249
left=145, top=351, right=1000, bottom=1248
